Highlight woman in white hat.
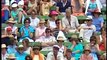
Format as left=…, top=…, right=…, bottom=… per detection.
left=1, top=44, right=9, bottom=60
left=57, top=36, right=67, bottom=56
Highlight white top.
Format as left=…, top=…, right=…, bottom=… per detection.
left=62, top=15, right=79, bottom=30
left=29, top=17, right=40, bottom=29
left=49, top=21, right=56, bottom=29
left=24, top=47, right=32, bottom=55
left=5, top=26, right=18, bottom=34
left=2, top=53, right=9, bottom=60
left=59, top=45, right=65, bottom=53
left=80, top=24, right=96, bottom=42
left=46, top=52, right=64, bottom=60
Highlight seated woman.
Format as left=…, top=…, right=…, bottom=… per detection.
left=68, top=37, right=84, bottom=60
left=80, top=44, right=93, bottom=60
left=30, top=44, right=45, bottom=60
left=84, top=0, right=102, bottom=16
left=19, top=18, right=35, bottom=42
left=64, top=49, right=75, bottom=60
left=35, top=28, right=57, bottom=51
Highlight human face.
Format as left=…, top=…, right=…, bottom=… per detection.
left=57, top=40, right=64, bottom=45
left=84, top=50, right=90, bottom=55
left=94, top=13, right=99, bottom=18
left=53, top=47, right=59, bottom=54
left=2, top=48, right=7, bottom=54
left=66, top=11, right=71, bottom=18
left=45, top=30, right=51, bottom=36
left=52, top=15, right=57, bottom=20
left=33, top=48, right=40, bottom=55
left=87, top=20, right=92, bottom=25
left=25, top=20, right=30, bottom=27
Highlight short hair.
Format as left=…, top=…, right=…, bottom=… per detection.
left=45, top=28, right=52, bottom=32
left=24, top=18, right=31, bottom=24
left=65, top=8, right=73, bottom=14
left=90, top=35, right=97, bottom=44
left=31, top=9, right=37, bottom=15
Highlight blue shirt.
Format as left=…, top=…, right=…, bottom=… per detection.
left=92, top=17, right=104, bottom=32
left=15, top=52, right=28, bottom=60
left=56, top=1, right=71, bottom=12
left=7, top=45, right=17, bottom=54
left=19, top=25, right=35, bottom=39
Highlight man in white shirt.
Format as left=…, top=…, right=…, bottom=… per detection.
left=46, top=45, right=64, bottom=60
left=79, top=17, right=96, bottom=42
left=62, top=9, right=79, bottom=33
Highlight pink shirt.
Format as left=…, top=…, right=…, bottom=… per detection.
left=80, top=54, right=93, bottom=60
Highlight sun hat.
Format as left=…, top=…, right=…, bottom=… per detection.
left=11, top=3, right=18, bottom=7
left=18, top=1, right=24, bottom=6
left=49, top=11, right=58, bottom=17
left=6, top=18, right=16, bottom=24
left=7, top=54, right=16, bottom=59
left=53, top=45, right=60, bottom=50
left=1, top=44, right=6, bottom=48
left=57, top=36, right=65, bottom=41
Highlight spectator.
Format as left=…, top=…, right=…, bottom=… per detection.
left=7, top=38, right=17, bottom=54
left=80, top=44, right=93, bottom=60
left=46, top=45, right=64, bottom=60
left=18, top=1, right=27, bottom=24
left=35, top=20, right=46, bottom=39
left=48, top=11, right=58, bottom=29
left=64, top=49, right=75, bottom=60
left=10, top=2, right=19, bottom=23
left=25, top=55, right=32, bottom=60
left=57, top=36, right=67, bottom=55
left=5, top=18, right=18, bottom=39
left=40, top=0, right=53, bottom=16
left=29, top=10, right=40, bottom=29
left=6, top=54, right=16, bottom=60
left=62, top=9, right=79, bottom=33
left=68, top=38, right=84, bottom=60
left=36, top=28, right=56, bottom=51
left=19, top=18, right=35, bottom=42
left=89, top=36, right=100, bottom=60
left=99, top=53, right=106, bottom=60
left=85, top=0, right=102, bottom=16
left=56, top=0, right=71, bottom=15
left=15, top=44, right=28, bottom=60
left=22, top=39, right=32, bottom=55
left=92, top=11, right=104, bottom=44
left=30, top=44, right=45, bottom=60
left=79, top=17, right=96, bottom=42
left=71, top=0, right=84, bottom=16
left=1, top=44, right=8, bottom=60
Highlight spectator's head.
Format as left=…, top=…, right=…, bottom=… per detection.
left=57, top=36, right=64, bottom=45
left=17, top=44, right=24, bottom=54
left=31, top=10, right=37, bottom=16
left=45, top=28, right=52, bottom=36
left=65, top=49, right=72, bottom=58
left=90, top=36, right=97, bottom=45
left=10, top=38, right=16, bottom=45
left=6, top=26, right=12, bottom=33
left=6, top=18, right=16, bottom=26
left=1, top=44, right=7, bottom=54
left=55, top=19, right=61, bottom=26
left=92, top=11, right=101, bottom=18
left=7, top=54, right=16, bottom=60
left=18, top=1, right=24, bottom=8
left=33, top=44, right=42, bottom=55
left=66, top=9, right=72, bottom=18
left=83, top=44, right=91, bottom=55
left=53, top=45, right=60, bottom=54
left=49, top=11, right=58, bottom=20
left=22, top=39, right=29, bottom=47
left=39, top=20, right=45, bottom=27
left=25, top=55, right=32, bottom=60
left=85, top=17, right=92, bottom=25
left=24, top=18, right=31, bottom=27
left=11, top=2, right=18, bottom=10
left=69, top=37, right=79, bottom=44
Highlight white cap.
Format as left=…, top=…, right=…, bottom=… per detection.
left=1, top=44, right=6, bottom=48
left=87, top=16, right=93, bottom=19
left=11, top=3, right=18, bottom=7
left=18, top=1, right=24, bottom=6
left=18, top=44, right=24, bottom=48
left=53, top=45, right=60, bottom=49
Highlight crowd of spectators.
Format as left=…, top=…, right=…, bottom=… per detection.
left=1, top=0, right=106, bottom=60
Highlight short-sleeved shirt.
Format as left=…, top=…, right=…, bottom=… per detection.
left=11, top=10, right=19, bottom=22
left=15, top=52, right=28, bottom=60
left=56, top=1, right=71, bottom=12
left=92, top=17, right=104, bottom=32
left=19, top=25, right=35, bottom=39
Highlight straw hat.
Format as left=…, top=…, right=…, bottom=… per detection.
left=57, top=36, right=65, bottom=41
left=11, top=3, right=18, bottom=7
left=6, top=18, right=16, bottom=24
left=7, top=54, right=16, bottom=59
left=1, top=44, right=6, bottom=48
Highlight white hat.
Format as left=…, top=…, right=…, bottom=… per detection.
left=53, top=45, right=60, bottom=49
left=11, top=3, right=18, bottom=7
left=57, top=36, right=64, bottom=41
left=18, top=44, right=24, bottom=48
left=18, top=1, right=24, bottom=6
left=1, top=44, right=6, bottom=48
left=7, top=54, right=16, bottom=59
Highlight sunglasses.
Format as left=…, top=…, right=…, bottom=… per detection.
left=33, top=48, right=40, bottom=51
left=57, top=40, right=64, bottom=42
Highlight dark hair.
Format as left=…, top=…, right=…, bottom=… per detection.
left=45, top=28, right=52, bottom=33
left=90, top=36, right=97, bottom=45
left=24, top=18, right=31, bottom=24
left=55, top=19, right=60, bottom=24
left=69, top=38, right=79, bottom=44
left=31, top=9, right=37, bottom=15
left=66, top=49, right=72, bottom=52
left=25, top=55, right=32, bottom=60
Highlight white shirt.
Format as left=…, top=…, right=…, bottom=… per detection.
left=49, top=21, right=56, bottom=29
left=59, top=45, right=65, bottom=53
left=29, top=17, right=40, bottom=29
left=46, top=52, right=64, bottom=60
left=1, top=53, right=8, bottom=60
left=24, top=47, right=32, bottom=55
left=80, top=24, right=96, bottom=42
